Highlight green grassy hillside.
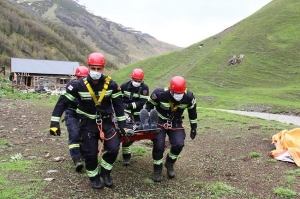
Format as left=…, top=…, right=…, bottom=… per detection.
left=112, top=0, right=300, bottom=114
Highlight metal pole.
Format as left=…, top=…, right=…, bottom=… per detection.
left=11, top=77, right=14, bottom=93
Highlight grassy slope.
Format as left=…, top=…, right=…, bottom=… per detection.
left=111, top=0, right=300, bottom=113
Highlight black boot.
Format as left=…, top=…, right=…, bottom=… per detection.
left=100, top=172, right=113, bottom=188
left=73, top=158, right=84, bottom=172
left=165, top=161, right=175, bottom=178
left=152, top=170, right=162, bottom=182
left=123, top=157, right=131, bottom=166
left=89, top=174, right=103, bottom=189
left=122, top=150, right=132, bottom=166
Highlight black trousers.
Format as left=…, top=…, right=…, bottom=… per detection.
left=152, top=122, right=186, bottom=170
left=79, top=118, right=120, bottom=176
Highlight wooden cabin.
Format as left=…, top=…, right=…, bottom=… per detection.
left=10, top=58, right=79, bottom=92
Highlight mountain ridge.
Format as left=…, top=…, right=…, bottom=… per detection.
left=1, top=0, right=181, bottom=70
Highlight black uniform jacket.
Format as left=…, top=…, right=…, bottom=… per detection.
left=120, top=80, right=149, bottom=116
left=51, top=75, right=126, bottom=129
left=145, top=88, right=197, bottom=129
left=64, top=79, right=79, bottom=117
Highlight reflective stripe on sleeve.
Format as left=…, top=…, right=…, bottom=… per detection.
left=64, top=93, right=76, bottom=101
left=112, top=91, right=122, bottom=98
left=188, top=98, right=197, bottom=109
left=139, top=95, right=149, bottom=99
left=51, top=116, right=61, bottom=122
left=157, top=112, right=168, bottom=120
left=148, top=98, right=158, bottom=106
left=116, top=115, right=126, bottom=122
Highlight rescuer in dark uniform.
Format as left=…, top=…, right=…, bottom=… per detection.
left=64, top=66, right=89, bottom=172
left=120, top=68, right=149, bottom=166
left=50, top=52, right=128, bottom=189
left=145, top=76, right=198, bottom=182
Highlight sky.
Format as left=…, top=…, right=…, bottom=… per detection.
left=81, top=0, right=272, bottom=48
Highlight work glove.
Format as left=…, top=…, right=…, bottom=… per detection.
left=190, top=128, right=196, bottom=140
left=119, top=128, right=135, bottom=137
left=126, top=129, right=135, bottom=137
left=50, top=121, right=61, bottom=136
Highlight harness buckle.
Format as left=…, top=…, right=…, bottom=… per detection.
left=165, top=120, right=172, bottom=128
left=165, top=115, right=174, bottom=128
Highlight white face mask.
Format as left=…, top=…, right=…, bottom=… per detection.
left=173, top=93, right=184, bottom=101
left=90, top=71, right=102, bottom=80
left=132, top=81, right=141, bottom=87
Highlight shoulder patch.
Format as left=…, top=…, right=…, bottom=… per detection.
left=143, top=90, right=148, bottom=95
left=117, top=86, right=121, bottom=91
left=67, top=85, right=74, bottom=91
left=151, top=93, right=157, bottom=100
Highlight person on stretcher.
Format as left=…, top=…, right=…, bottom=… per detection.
left=125, top=108, right=159, bottom=134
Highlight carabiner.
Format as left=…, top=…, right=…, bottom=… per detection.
left=95, top=111, right=102, bottom=125
left=96, top=118, right=102, bottom=125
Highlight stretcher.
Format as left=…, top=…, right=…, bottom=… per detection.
left=121, top=128, right=160, bottom=143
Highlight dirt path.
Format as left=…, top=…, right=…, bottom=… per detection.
left=205, top=108, right=300, bottom=125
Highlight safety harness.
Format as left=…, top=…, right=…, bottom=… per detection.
left=157, top=88, right=184, bottom=130
left=84, top=76, right=116, bottom=156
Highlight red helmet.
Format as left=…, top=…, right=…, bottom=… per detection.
left=131, top=68, right=144, bottom=80
left=169, top=76, right=186, bottom=93
left=87, top=52, right=106, bottom=66
left=75, top=66, right=89, bottom=77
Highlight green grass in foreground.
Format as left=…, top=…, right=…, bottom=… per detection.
left=0, top=156, right=44, bottom=199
